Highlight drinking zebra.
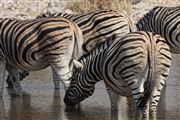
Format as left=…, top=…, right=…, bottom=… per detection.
left=0, top=17, right=83, bottom=96
left=136, top=6, right=180, bottom=54
left=64, top=31, right=171, bottom=119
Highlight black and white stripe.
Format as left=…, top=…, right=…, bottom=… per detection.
left=64, top=31, right=171, bottom=119
left=0, top=17, right=83, bottom=96
left=136, top=6, right=180, bottom=54
left=37, top=9, right=135, bottom=53
left=36, top=9, right=135, bottom=110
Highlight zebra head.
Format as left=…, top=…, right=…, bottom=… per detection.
left=64, top=60, right=95, bottom=106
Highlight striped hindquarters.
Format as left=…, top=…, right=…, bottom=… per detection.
left=103, top=31, right=171, bottom=110
left=0, top=17, right=83, bottom=71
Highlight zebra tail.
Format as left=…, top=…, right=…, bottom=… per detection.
left=138, top=62, right=154, bottom=109
left=71, top=21, right=83, bottom=60
left=137, top=36, right=154, bottom=109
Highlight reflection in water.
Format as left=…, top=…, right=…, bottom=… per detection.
left=0, top=98, right=5, bottom=119
left=8, top=92, right=31, bottom=120
left=50, top=90, right=61, bottom=119
left=111, top=96, right=136, bottom=120
left=0, top=54, right=180, bottom=120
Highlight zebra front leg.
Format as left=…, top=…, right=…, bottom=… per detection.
left=0, top=58, right=6, bottom=97
left=8, top=67, right=22, bottom=96
left=51, top=65, right=71, bottom=91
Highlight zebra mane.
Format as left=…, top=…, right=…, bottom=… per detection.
left=136, top=6, right=162, bottom=30
left=36, top=9, right=118, bottom=19
left=79, top=34, right=116, bottom=63
left=36, top=12, right=77, bottom=18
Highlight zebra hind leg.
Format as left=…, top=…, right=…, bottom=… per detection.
left=7, top=67, right=22, bottom=96
left=51, top=65, right=71, bottom=91
left=129, top=78, right=150, bottom=119
left=6, top=69, right=29, bottom=88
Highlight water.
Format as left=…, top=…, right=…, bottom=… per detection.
left=0, top=54, right=180, bottom=120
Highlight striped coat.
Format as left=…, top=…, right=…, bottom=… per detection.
left=36, top=9, right=136, bottom=110
left=64, top=31, right=171, bottom=119
left=0, top=17, right=83, bottom=96
left=136, top=6, right=180, bottom=54
left=37, top=9, right=135, bottom=53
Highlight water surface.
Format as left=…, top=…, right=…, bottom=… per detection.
left=0, top=54, right=180, bottom=120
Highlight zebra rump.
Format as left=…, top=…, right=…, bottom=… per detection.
left=0, top=17, right=83, bottom=95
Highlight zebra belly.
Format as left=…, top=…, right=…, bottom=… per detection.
left=8, top=58, right=49, bottom=71
left=23, top=60, right=49, bottom=71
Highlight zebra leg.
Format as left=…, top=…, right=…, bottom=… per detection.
left=51, top=65, right=71, bottom=91
left=0, top=58, right=6, bottom=97
left=6, top=69, right=29, bottom=88
left=52, top=67, right=61, bottom=90
left=7, top=67, right=22, bottom=96
left=129, top=77, right=150, bottom=119
left=105, top=85, right=119, bottom=111
left=150, top=73, right=167, bottom=119
left=140, top=101, right=150, bottom=120
left=149, top=90, right=159, bottom=118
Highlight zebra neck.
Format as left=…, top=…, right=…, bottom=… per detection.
left=136, top=12, right=151, bottom=31
left=79, top=36, right=113, bottom=83
left=80, top=49, right=107, bottom=83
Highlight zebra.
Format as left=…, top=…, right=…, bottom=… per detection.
left=7, top=9, right=135, bottom=110
left=0, top=17, right=83, bottom=96
left=64, top=31, right=171, bottom=119
left=37, top=9, right=136, bottom=53
left=136, top=6, right=180, bottom=54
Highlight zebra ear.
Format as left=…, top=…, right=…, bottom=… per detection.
left=73, top=60, right=83, bottom=69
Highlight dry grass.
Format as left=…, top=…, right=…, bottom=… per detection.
left=141, top=0, right=180, bottom=6
left=64, top=0, right=134, bottom=14
left=64, top=0, right=179, bottom=14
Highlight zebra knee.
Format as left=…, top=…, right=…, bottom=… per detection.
left=54, top=80, right=60, bottom=90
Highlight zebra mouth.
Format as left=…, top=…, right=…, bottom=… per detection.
left=64, top=101, right=77, bottom=106
left=64, top=94, right=79, bottom=106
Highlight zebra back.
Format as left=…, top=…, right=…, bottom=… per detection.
left=136, top=6, right=180, bottom=53
left=37, top=9, right=135, bottom=53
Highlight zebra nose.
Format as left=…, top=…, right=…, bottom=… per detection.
left=64, top=94, right=76, bottom=106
